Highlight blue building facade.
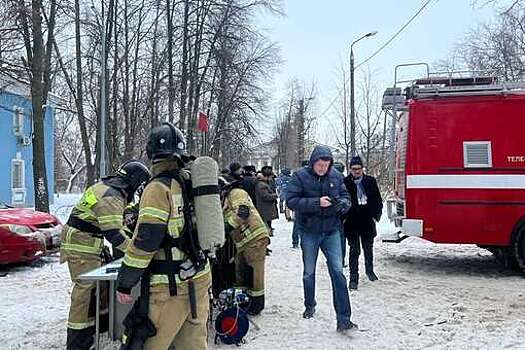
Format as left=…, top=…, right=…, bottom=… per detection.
left=0, top=77, right=54, bottom=207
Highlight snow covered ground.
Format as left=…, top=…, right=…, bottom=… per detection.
left=1, top=195, right=524, bottom=349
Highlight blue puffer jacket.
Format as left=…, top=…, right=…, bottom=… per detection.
left=286, top=145, right=350, bottom=234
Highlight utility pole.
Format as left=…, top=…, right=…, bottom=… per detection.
left=349, top=50, right=355, bottom=157
left=350, top=31, right=377, bottom=158
left=296, top=99, right=305, bottom=167
left=100, top=0, right=107, bottom=177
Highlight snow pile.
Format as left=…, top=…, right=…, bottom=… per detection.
left=1, top=201, right=524, bottom=349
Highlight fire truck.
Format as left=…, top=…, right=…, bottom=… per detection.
left=382, top=75, right=525, bottom=272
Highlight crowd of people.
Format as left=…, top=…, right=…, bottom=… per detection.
left=59, top=121, right=383, bottom=350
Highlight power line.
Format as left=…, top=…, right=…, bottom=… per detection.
left=317, top=0, right=437, bottom=121
left=355, top=0, right=435, bottom=70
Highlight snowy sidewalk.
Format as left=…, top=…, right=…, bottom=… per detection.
left=218, top=216, right=525, bottom=349
left=1, top=212, right=524, bottom=349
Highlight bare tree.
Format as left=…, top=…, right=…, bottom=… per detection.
left=272, top=79, right=316, bottom=169
left=442, top=5, right=525, bottom=81
left=12, top=0, right=58, bottom=212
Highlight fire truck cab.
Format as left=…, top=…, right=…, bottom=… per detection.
left=382, top=77, right=525, bottom=271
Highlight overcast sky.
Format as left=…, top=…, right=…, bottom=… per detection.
left=257, top=0, right=503, bottom=143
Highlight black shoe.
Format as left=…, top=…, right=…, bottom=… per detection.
left=348, top=280, right=358, bottom=290
left=366, top=272, right=378, bottom=281
left=302, top=307, right=315, bottom=319
left=337, top=321, right=359, bottom=334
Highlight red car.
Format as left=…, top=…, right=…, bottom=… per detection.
left=0, top=202, right=62, bottom=264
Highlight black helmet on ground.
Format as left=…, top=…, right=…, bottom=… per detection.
left=146, top=122, right=188, bottom=163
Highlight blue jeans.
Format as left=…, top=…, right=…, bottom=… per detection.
left=292, top=220, right=301, bottom=246
left=340, top=231, right=346, bottom=265
left=301, top=229, right=352, bottom=326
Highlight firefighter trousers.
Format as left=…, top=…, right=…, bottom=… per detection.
left=235, top=237, right=269, bottom=315
left=66, top=256, right=109, bottom=350
left=144, top=272, right=212, bottom=350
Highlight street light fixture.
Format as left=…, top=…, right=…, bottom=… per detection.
left=349, top=31, right=378, bottom=158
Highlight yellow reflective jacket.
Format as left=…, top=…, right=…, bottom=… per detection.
left=224, top=187, right=270, bottom=252
left=117, top=160, right=210, bottom=294
left=60, top=182, right=132, bottom=262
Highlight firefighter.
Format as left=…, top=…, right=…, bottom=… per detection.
left=116, top=122, right=212, bottom=350
left=60, top=160, right=151, bottom=350
left=220, top=176, right=270, bottom=315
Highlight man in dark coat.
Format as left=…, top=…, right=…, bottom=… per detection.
left=276, top=168, right=293, bottom=220
left=343, top=156, right=383, bottom=290
left=255, top=166, right=279, bottom=235
left=286, top=146, right=358, bottom=334
left=226, top=162, right=243, bottom=182
left=242, top=165, right=258, bottom=206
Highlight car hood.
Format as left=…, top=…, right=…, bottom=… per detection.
left=0, top=208, right=59, bottom=228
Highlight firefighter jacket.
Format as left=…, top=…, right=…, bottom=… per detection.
left=117, top=160, right=210, bottom=295
left=60, top=182, right=132, bottom=262
left=223, top=187, right=270, bottom=253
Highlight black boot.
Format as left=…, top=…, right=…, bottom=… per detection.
left=302, top=306, right=315, bottom=319
left=349, top=275, right=358, bottom=290
left=66, top=327, right=95, bottom=350
left=366, top=271, right=378, bottom=281
left=246, top=295, right=265, bottom=316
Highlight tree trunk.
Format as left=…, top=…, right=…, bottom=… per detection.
left=30, top=0, right=50, bottom=212
left=166, top=0, right=175, bottom=123
left=110, top=0, right=119, bottom=169
left=75, top=0, right=95, bottom=186
left=178, top=0, right=190, bottom=131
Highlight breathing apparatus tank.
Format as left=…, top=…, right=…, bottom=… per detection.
left=190, top=156, right=225, bottom=257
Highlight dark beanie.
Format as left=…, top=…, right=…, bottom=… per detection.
left=261, top=166, right=273, bottom=176
left=229, top=162, right=242, bottom=173
left=349, top=156, right=363, bottom=167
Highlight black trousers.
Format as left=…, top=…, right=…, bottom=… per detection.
left=348, top=234, right=375, bottom=281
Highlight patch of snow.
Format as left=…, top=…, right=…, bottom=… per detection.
left=1, top=208, right=524, bottom=349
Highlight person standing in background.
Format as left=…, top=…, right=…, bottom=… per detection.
left=343, top=156, right=383, bottom=290
left=276, top=168, right=293, bottom=221
left=255, top=166, right=279, bottom=236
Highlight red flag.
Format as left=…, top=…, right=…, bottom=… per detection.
left=197, top=111, right=209, bottom=132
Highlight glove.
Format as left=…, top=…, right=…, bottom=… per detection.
left=237, top=205, right=250, bottom=220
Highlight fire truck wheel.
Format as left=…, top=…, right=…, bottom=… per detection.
left=513, top=224, right=525, bottom=272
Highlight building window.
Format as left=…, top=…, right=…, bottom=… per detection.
left=463, top=141, right=492, bottom=168
left=13, top=106, right=24, bottom=136
left=11, top=159, right=25, bottom=189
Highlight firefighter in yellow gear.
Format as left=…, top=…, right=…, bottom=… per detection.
left=220, top=176, right=270, bottom=315
left=116, top=122, right=211, bottom=350
left=60, top=160, right=151, bottom=350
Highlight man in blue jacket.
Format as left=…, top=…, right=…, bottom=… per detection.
left=286, top=145, right=358, bottom=333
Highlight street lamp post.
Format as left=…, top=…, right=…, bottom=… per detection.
left=350, top=31, right=377, bottom=157
left=100, top=0, right=107, bottom=178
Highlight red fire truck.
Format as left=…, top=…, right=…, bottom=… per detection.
left=382, top=77, right=525, bottom=271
